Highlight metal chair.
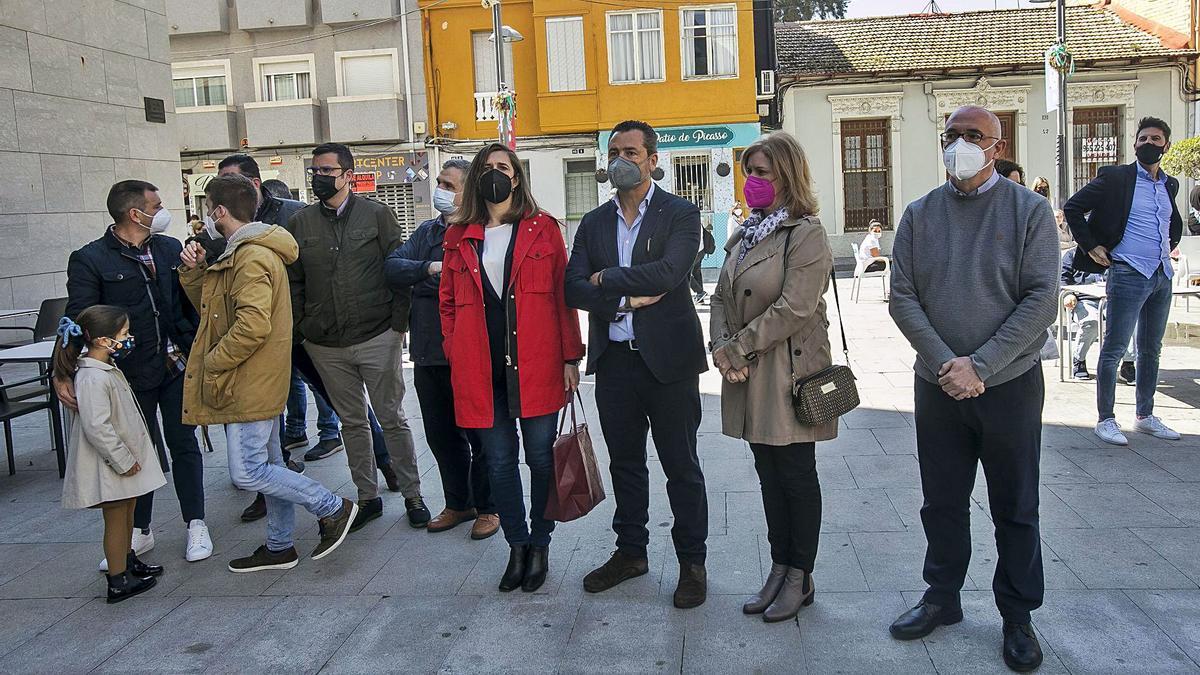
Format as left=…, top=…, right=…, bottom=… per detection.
left=0, top=371, right=66, bottom=477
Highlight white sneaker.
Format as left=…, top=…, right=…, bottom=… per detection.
left=99, top=527, right=155, bottom=572
left=186, top=520, right=214, bottom=562
left=1094, top=419, right=1129, bottom=446
left=1134, top=416, right=1181, bottom=441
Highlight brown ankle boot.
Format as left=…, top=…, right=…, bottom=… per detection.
left=674, top=561, right=707, bottom=609
left=583, top=550, right=649, bottom=593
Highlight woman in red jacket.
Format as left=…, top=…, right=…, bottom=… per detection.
left=440, top=143, right=584, bottom=593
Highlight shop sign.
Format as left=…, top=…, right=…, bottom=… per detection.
left=1080, top=136, right=1118, bottom=162
left=352, top=173, right=377, bottom=193
left=354, top=152, right=430, bottom=185
left=656, top=126, right=735, bottom=149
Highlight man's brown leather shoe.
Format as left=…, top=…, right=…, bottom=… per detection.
left=583, top=550, right=649, bottom=593
left=470, top=513, right=500, bottom=540
left=427, top=508, right=477, bottom=533
left=674, top=561, right=707, bottom=609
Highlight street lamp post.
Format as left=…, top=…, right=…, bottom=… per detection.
left=1033, top=0, right=1071, bottom=208
left=484, top=0, right=522, bottom=148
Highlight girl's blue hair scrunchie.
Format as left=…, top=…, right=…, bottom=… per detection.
left=56, top=316, right=82, bottom=347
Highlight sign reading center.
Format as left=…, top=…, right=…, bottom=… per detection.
left=655, top=126, right=735, bottom=149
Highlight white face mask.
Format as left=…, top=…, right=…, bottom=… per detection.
left=942, top=138, right=997, bottom=182
left=136, top=208, right=172, bottom=234
left=432, top=187, right=457, bottom=215
left=202, top=210, right=223, bottom=240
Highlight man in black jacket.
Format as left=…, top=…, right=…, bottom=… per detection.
left=566, top=120, right=710, bottom=609
left=384, top=159, right=498, bottom=540
left=59, top=180, right=210, bottom=566
left=1064, top=116, right=1184, bottom=446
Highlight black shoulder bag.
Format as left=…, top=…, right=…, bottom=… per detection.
left=782, top=227, right=860, bottom=426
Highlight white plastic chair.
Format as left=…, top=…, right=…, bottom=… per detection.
left=850, top=243, right=889, bottom=302
left=1174, top=244, right=1199, bottom=312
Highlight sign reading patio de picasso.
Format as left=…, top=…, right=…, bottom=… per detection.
left=655, top=126, right=735, bottom=148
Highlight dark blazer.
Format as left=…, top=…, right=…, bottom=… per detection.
left=565, top=186, right=708, bottom=383
left=1063, top=162, right=1183, bottom=274
left=384, top=214, right=451, bottom=366
left=66, top=229, right=199, bottom=391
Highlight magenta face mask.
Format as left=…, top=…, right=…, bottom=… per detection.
left=743, top=175, right=776, bottom=209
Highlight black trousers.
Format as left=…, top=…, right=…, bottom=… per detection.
left=133, top=371, right=205, bottom=529
left=915, top=365, right=1044, bottom=624
left=413, top=365, right=493, bottom=513
left=689, top=254, right=705, bottom=295
left=595, top=343, right=707, bottom=563
left=751, top=442, right=821, bottom=572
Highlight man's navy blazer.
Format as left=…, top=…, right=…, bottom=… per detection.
left=564, top=186, right=709, bottom=383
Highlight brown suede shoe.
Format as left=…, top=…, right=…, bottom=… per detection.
left=427, top=508, right=477, bottom=533
left=674, top=561, right=707, bottom=609
left=583, top=550, right=650, bottom=593
left=470, top=513, right=500, bottom=540
left=312, top=498, right=358, bottom=560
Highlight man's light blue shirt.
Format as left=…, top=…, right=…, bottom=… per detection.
left=1112, top=162, right=1174, bottom=279
left=949, top=167, right=1002, bottom=197
left=608, top=183, right=655, bottom=342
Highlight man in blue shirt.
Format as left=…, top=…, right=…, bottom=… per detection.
left=1064, top=116, right=1184, bottom=446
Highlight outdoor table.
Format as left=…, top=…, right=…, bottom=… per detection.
left=0, top=309, right=39, bottom=322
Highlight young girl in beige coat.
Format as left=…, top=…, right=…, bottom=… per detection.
left=53, top=305, right=166, bottom=603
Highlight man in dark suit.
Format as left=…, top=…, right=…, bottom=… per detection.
left=566, top=120, right=710, bottom=609
left=1064, top=116, right=1184, bottom=447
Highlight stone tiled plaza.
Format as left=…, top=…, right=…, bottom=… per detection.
left=0, top=280, right=1198, bottom=673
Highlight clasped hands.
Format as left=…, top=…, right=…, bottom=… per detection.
left=939, top=356, right=984, bottom=400
left=712, top=344, right=749, bottom=384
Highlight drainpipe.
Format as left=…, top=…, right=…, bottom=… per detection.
left=400, top=0, right=416, bottom=149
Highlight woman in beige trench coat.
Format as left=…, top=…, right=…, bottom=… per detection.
left=710, top=131, right=836, bottom=623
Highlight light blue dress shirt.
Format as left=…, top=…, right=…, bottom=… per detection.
left=1112, top=163, right=1174, bottom=279
left=608, top=183, right=656, bottom=342
left=949, top=167, right=1002, bottom=197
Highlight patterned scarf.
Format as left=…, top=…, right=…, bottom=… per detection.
left=738, top=208, right=790, bottom=264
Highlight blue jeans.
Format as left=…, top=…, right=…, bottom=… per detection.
left=226, top=417, right=343, bottom=552
left=1097, top=261, right=1174, bottom=421
left=285, top=369, right=340, bottom=441
left=475, top=393, right=557, bottom=547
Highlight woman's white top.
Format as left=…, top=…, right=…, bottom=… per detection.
left=482, top=224, right=514, bottom=292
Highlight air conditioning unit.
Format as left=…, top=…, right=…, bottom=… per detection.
left=758, top=70, right=776, bottom=97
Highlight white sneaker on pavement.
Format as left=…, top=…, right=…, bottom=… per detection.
left=99, top=527, right=155, bottom=572
left=1133, top=416, right=1181, bottom=441
left=1094, top=419, right=1129, bottom=446
left=186, top=520, right=213, bottom=562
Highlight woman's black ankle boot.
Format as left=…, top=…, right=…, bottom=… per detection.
left=521, top=546, right=549, bottom=592
left=106, top=571, right=157, bottom=604
left=499, top=544, right=529, bottom=592
left=127, top=550, right=164, bottom=577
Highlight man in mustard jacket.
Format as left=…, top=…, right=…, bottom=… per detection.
left=179, top=174, right=358, bottom=572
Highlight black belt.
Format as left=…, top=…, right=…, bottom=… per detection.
left=610, top=339, right=639, bottom=351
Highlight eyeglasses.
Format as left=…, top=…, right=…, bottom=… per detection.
left=939, top=130, right=999, bottom=145
left=306, top=166, right=350, bottom=177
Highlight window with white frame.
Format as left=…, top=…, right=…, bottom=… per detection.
left=680, top=6, right=737, bottom=79
left=335, top=49, right=399, bottom=97
left=172, top=61, right=229, bottom=108
left=607, top=10, right=664, bottom=84
left=255, top=56, right=314, bottom=102
left=472, top=31, right=515, bottom=93
left=546, top=17, right=586, bottom=92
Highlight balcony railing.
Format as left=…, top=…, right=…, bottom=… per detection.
left=474, top=92, right=499, bottom=122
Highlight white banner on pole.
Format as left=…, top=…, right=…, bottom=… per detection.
left=1045, top=58, right=1059, bottom=113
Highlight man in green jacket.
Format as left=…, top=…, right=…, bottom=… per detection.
left=286, top=142, right=428, bottom=530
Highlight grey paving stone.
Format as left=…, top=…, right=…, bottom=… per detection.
left=1042, top=528, right=1194, bottom=590
left=964, top=525, right=1085, bottom=593
left=1134, top=446, right=1200, bottom=483
left=558, top=536, right=671, bottom=600
left=205, top=595, right=380, bottom=673
left=2, top=596, right=185, bottom=672
left=167, top=539, right=291, bottom=597
left=899, top=590, right=1070, bottom=674
left=821, top=488, right=906, bottom=533
left=1059, top=447, right=1180, bottom=484
left=1033, top=590, right=1199, bottom=673
left=323, top=596, right=483, bottom=674
left=850, top=530, right=973, bottom=592
left=95, top=596, right=285, bottom=673
left=796, top=591, right=936, bottom=674
left=263, top=537, right=398, bottom=596
left=884, top=487, right=925, bottom=530
left=1132, top=528, right=1200, bottom=585
left=841, top=407, right=910, bottom=430
left=660, top=533, right=762, bottom=597
left=816, top=455, right=858, bottom=490
left=1125, top=590, right=1200, bottom=668
left=1034, top=484, right=1093, bottom=530
left=791, top=532, right=870, bottom=592
left=1133, top=483, right=1200, bottom=527
left=363, top=529, right=489, bottom=596
left=725, top=490, right=768, bottom=535
left=681, top=593, right=806, bottom=673
left=0, top=541, right=105, bottom=598
left=1040, top=424, right=1105, bottom=451
left=1048, top=483, right=1185, bottom=528
left=0, top=597, right=87, bottom=658
left=0, top=542, right=74, bottom=587
left=559, top=595, right=686, bottom=674
left=439, top=595, right=579, bottom=673
left=845, top=454, right=921, bottom=490
left=818, top=427, right=886, bottom=456
left=872, top=426, right=916, bottom=455
left=700, top=456, right=762, bottom=492
left=1038, top=448, right=1098, bottom=484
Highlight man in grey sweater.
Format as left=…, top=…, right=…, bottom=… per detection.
left=886, top=106, right=1059, bottom=673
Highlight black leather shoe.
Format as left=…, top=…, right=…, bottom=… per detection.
left=350, top=497, right=383, bottom=533
left=1003, top=621, right=1043, bottom=672
left=499, top=544, right=528, bottom=592
left=889, top=600, right=963, bottom=640
left=1120, top=361, right=1136, bottom=386
left=522, top=546, right=549, bottom=592
left=241, top=493, right=267, bottom=522
left=405, top=497, right=431, bottom=528
left=126, top=550, right=163, bottom=577
left=106, top=571, right=157, bottom=604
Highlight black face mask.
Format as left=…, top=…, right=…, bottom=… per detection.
left=1135, top=143, right=1165, bottom=166
left=478, top=169, right=513, bottom=204
left=311, top=174, right=341, bottom=202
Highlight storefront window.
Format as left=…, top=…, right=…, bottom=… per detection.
left=841, top=118, right=892, bottom=233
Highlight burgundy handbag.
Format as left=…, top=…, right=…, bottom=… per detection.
left=544, top=393, right=606, bottom=522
